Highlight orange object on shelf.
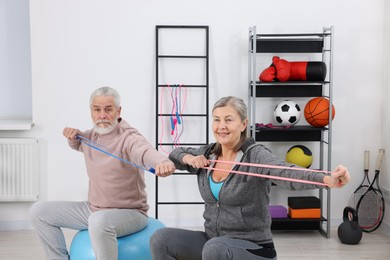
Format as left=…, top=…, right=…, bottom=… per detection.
left=288, top=207, right=321, bottom=219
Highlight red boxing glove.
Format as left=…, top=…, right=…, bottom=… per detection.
left=259, top=66, right=276, bottom=82
left=273, top=56, right=291, bottom=82
left=259, top=56, right=291, bottom=82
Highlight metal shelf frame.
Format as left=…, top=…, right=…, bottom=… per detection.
left=248, top=26, right=334, bottom=238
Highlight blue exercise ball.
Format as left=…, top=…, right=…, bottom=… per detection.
left=70, top=217, right=165, bottom=260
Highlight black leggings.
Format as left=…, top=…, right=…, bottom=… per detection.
left=150, top=228, right=277, bottom=260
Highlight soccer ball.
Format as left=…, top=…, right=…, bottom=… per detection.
left=274, top=100, right=301, bottom=126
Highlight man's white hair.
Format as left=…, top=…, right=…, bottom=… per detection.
left=89, top=86, right=121, bottom=108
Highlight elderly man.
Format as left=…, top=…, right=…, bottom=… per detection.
left=30, top=86, right=175, bottom=260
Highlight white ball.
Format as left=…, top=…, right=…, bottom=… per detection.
left=273, top=100, right=301, bottom=126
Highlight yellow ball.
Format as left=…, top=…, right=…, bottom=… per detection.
left=285, top=145, right=313, bottom=168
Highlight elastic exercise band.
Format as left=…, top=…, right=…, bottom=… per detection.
left=76, top=135, right=155, bottom=174
left=202, top=166, right=328, bottom=187
left=209, top=159, right=333, bottom=175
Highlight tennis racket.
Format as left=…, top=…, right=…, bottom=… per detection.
left=355, top=149, right=385, bottom=232
left=349, top=150, right=371, bottom=209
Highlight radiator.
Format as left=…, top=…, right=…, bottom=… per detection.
left=0, top=138, right=39, bottom=201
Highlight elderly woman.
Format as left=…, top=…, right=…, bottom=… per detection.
left=150, top=96, right=349, bottom=260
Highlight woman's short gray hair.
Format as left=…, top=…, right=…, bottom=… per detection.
left=89, top=86, right=121, bottom=108
left=212, top=96, right=248, bottom=122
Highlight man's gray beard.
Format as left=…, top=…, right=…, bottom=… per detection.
left=93, top=119, right=118, bottom=135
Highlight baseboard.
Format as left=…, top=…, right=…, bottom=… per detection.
left=0, top=220, right=33, bottom=231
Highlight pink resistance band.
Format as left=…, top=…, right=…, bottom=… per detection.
left=204, top=160, right=333, bottom=187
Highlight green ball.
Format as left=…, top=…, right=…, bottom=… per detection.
left=285, top=145, right=313, bottom=168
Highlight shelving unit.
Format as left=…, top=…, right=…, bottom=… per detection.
left=155, top=25, right=209, bottom=219
left=248, top=26, right=334, bottom=238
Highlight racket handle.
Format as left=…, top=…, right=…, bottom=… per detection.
left=364, top=150, right=369, bottom=170
left=375, top=149, right=385, bottom=172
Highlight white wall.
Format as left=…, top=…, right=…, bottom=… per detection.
left=0, top=0, right=389, bottom=231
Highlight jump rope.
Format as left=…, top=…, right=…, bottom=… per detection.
left=76, top=135, right=333, bottom=186
left=159, top=84, right=188, bottom=154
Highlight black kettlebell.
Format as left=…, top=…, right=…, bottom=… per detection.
left=337, top=206, right=362, bottom=244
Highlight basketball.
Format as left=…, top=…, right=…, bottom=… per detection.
left=304, top=97, right=335, bottom=127
left=285, top=145, right=313, bottom=168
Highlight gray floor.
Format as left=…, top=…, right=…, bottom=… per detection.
left=0, top=227, right=389, bottom=259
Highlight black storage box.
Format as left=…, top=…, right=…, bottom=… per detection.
left=288, top=196, right=321, bottom=209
